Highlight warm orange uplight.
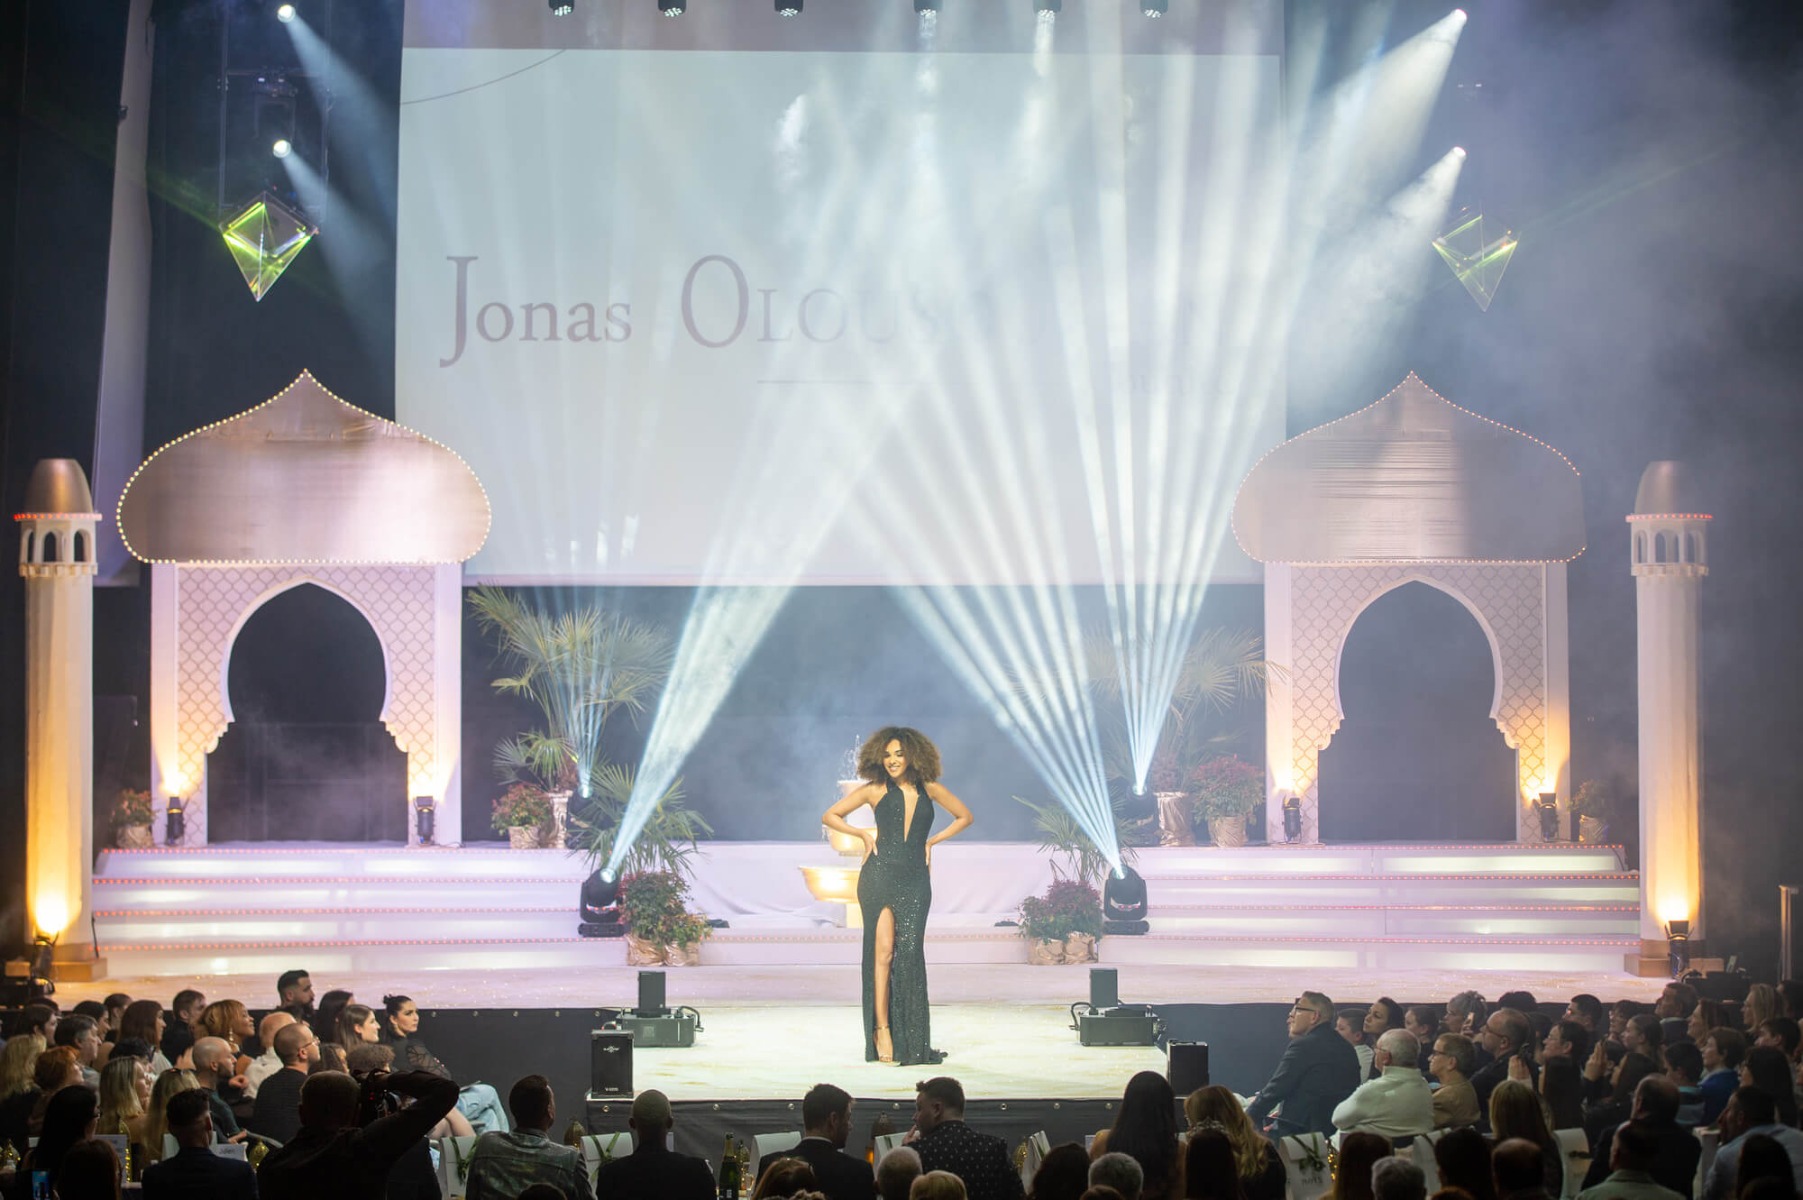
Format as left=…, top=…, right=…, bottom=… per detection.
left=32, top=893, right=71, bottom=940
left=1656, top=897, right=1692, bottom=926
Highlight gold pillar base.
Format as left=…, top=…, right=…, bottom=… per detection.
left=49, top=943, right=108, bottom=982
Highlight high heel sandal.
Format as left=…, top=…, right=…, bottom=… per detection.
left=875, top=1026, right=895, bottom=1064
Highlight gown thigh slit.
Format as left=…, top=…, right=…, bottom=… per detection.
left=858, top=781, right=936, bottom=1065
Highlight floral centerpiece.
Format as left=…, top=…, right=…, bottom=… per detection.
left=1569, top=779, right=1611, bottom=843
left=112, top=788, right=153, bottom=848
left=491, top=782, right=554, bottom=849
left=618, top=870, right=712, bottom=966
left=1018, top=876, right=1104, bottom=965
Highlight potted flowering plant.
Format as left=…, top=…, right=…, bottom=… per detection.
left=492, top=782, right=554, bottom=849
left=1570, top=779, right=1611, bottom=843
left=1018, top=876, right=1105, bottom=965
left=112, top=788, right=153, bottom=848
left=1189, top=755, right=1264, bottom=847
left=618, top=870, right=712, bottom=966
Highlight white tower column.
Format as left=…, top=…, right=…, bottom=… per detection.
left=1627, top=461, right=1709, bottom=974
left=15, top=459, right=107, bottom=980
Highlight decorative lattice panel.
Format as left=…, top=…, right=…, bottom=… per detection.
left=1281, top=564, right=1548, bottom=843
left=172, top=565, right=439, bottom=841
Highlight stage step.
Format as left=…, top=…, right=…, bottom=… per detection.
left=1097, top=932, right=1642, bottom=974
left=1147, top=904, right=1640, bottom=938
left=1146, top=875, right=1641, bottom=906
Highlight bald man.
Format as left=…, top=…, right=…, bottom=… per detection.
left=592, top=1089, right=715, bottom=1200
left=191, top=1036, right=247, bottom=1142
left=243, top=1010, right=297, bottom=1099
left=258, top=1068, right=458, bottom=1200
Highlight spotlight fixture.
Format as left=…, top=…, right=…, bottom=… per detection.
left=276, top=3, right=296, bottom=21
left=1143, top=0, right=1168, bottom=13
left=1102, top=865, right=1149, bottom=935
left=272, top=138, right=292, bottom=159
left=164, top=796, right=185, bottom=844
left=413, top=795, right=435, bottom=845
left=1035, top=0, right=1061, bottom=10
left=578, top=869, right=625, bottom=937
left=660, top=0, right=685, bottom=13
left=549, top=0, right=573, bottom=12
left=915, top=0, right=940, bottom=9
left=1667, top=919, right=1691, bottom=978
left=30, top=935, right=55, bottom=989
left=1535, top=792, right=1560, bottom=842
left=1282, top=794, right=1303, bottom=843
left=776, top=0, right=800, bottom=12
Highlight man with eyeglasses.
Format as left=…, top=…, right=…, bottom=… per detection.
left=1247, top=992, right=1361, bottom=1137
left=251, top=1021, right=322, bottom=1144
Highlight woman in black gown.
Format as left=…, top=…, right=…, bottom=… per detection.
left=823, top=727, right=973, bottom=1065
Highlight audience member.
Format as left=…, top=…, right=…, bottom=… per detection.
left=1546, top=1023, right=1594, bottom=1070
left=1624, top=1018, right=1665, bottom=1068
left=464, top=1074, right=594, bottom=1200
left=1446, top=994, right=1489, bottom=1040
left=163, top=990, right=204, bottom=1065
left=757, top=1082, right=876, bottom=1200
left=190, top=1036, right=246, bottom=1140
left=249, top=1022, right=319, bottom=1144
left=1027, top=1143, right=1090, bottom=1200
left=1610, top=1004, right=1642, bottom=1047
left=1247, top=993, right=1361, bottom=1137
left=1406, top=1008, right=1445, bottom=1072
left=1574, top=1122, right=1681, bottom=1200
left=1689, top=1004, right=1733, bottom=1049
left=1739, top=1048, right=1798, bottom=1128
left=243, top=1011, right=296, bottom=1099
left=1663, top=1043, right=1705, bottom=1124
left=258, top=1068, right=458, bottom=1200
left=195, top=1000, right=255, bottom=1078
left=1701, top=1030, right=1750, bottom=1125
left=1656, top=986, right=1699, bottom=1025
left=1778, top=984, right=1803, bottom=1023
left=1493, top=1138, right=1556, bottom=1200
left=95, top=1053, right=153, bottom=1148
left=590, top=1088, right=714, bottom=1200
left=28, top=1045, right=85, bottom=1141
left=275, top=970, right=315, bottom=1023
left=915, top=1173, right=972, bottom=1200
left=1567, top=997, right=1606, bottom=1040
left=1744, top=989, right=1782, bottom=1036
left=1432, top=1036, right=1481, bottom=1130
left=1090, top=1153, right=1145, bottom=1200
left=20, top=1003, right=59, bottom=1043
left=1180, top=1130, right=1243, bottom=1200
left=1340, top=1010, right=1376, bottom=1080
left=118, top=1000, right=174, bottom=1073
left=1473, top=1010, right=1538, bottom=1114
left=879, top=1146, right=924, bottom=1200
left=1753, top=1019, right=1800, bottom=1063
left=1540, top=1055, right=1586, bottom=1131
left=1080, top=1190, right=1126, bottom=1200
left=1489, top=1081, right=1562, bottom=1195
left=0, top=1032, right=46, bottom=1154
left=1183, top=1086, right=1284, bottom=1200
left=1586, top=1053, right=1661, bottom=1149
left=58, top=1136, right=123, bottom=1200
left=755, top=1157, right=821, bottom=1200
left=1434, top=1129, right=1498, bottom=1200
left=141, top=1086, right=259, bottom=1200
left=1330, top=1132, right=1392, bottom=1200
left=335, top=1004, right=380, bottom=1050
left=1372, top=1157, right=1428, bottom=1200
left=102, top=993, right=133, bottom=1040
left=141, top=1069, right=202, bottom=1167
left=1334, top=1030, right=1433, bottom=1137
left=1367, top=1000, right=1407, bottom=1041
left=1500, top=994, right=1540, bottom=1018
left=54, top=1013, right=104, bottom=1086
left=910, top=1076, right=1025, bottom=1200
left=311, top=989, right=355, bottom=1045
left=376, top=994, right=508, bottom=1133
left=22, top=1083, right=100, bottom=1197
left=1092, top=1072, right=1182, bottom=1200
left=1734, top=1135, right=1797, bottom=1199
left=1704, top=1089, right=1803, bottom=1200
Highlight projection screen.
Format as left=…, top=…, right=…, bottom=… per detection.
left=397, top=3, right=1285, bottom=585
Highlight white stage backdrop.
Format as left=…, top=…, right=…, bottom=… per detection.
left=398, top=4, right=1285, bottom=585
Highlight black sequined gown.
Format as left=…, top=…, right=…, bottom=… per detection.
left=858, top=780, right=935, bottom=1064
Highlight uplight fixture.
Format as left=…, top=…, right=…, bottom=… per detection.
left=1667, top=920, right=1691, bottom=978
left=1144, top=0, right=1168, bottom=13
left=276, top=3, right=297, bottom=21
left=165, top=797, right=185, bottom=845
left=272, top=138, right=292, bottom=159
left=414, top=795, right=436, bottom=845
left=1536, top=792, right=1560, bottom=842
left=915, top=0, right=940, bottom=9
left=549, top=0, right=573, bottom=12
left=1035, top=0, right=1061, bottom=11
left=661, top=0, right=685, bottom=14
left=776, top=0, right=800, bottom=12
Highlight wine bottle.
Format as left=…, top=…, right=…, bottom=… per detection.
left=718, top=1135, right=741, bottom=1200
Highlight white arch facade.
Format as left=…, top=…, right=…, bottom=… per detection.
left=148, top=561, right=465, bottom=845
left=1262, top=560, right=1572, bottom=844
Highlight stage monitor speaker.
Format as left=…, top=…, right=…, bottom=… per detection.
left=590, top=1029, right=633, bottom=1096
left=638, top=970, right=667, bottom=1016
left=1090, top=968, right=1119, bottom=1010
left=1167, top=1041, right=1209, bottom=1094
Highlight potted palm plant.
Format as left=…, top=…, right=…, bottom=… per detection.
left=492, top=783, right=554, bottom=849
left=564, top=762, right=712, bottom=878
left=617, top=869, right=712, bottom=966
left=1013, top=796, right=1146, bottom=963
left=1189, top=755, right=1265, bottom=847
left=112, top=788, right=153, bottom=849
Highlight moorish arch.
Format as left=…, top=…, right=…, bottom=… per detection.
left=117, top=371, right=490, bottom=844
left=1231, top=373, right=1586, bottom=843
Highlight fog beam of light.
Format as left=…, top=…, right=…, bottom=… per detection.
left=282, top=10, right=398, bottom=222
left=1321, top=7, right=1466, bottom=211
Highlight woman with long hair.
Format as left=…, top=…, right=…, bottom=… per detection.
left=1744, top=985, right=1781, bottom=1033
left=822, top=726, right=973, bottom=1065
left=1183, top=1130, right=1245, bottom=1200
left=1433, top=1129, right=1497, bottom=1200
left=1740, top=1046, right=1799, bottom=1127
left=335, top=1003, right=380, bottom=1049
left=21, top=1084, right=99, bottom=1196
left=57, top=1137, right=123, bottom=1200
left=752, top=1156, right=819, bottom=1200
left=195, top=999, right=255, bottom=1077
left=116, top=1000, right=172, bottom=1073
left=1361, top=1001, right=1406, bottom=1079
left=1584, top=1052, right=1658, bottom=1148
left=1489, top=1079, right=1562, bottom=1193
left=1091, top=1071, right=1183, bottom=1200
left=0, top=1033, right=45, bottom=1155
left=141, top=1069, right=200, bottom=1166
left=1183, top=1087, right=1285, bottom=1200
left=1538, top=1054, right=1585, bottom=1131
left=1329, top=1133, right=1391, bottom=1200
left=311, top=989, right=355, bottom=1045
left=1030, top=1144, right=1093, bottom=1200
left=376, top=994, right=490, bottom=1134
left=96, top=1054, right=153, bottom=1149
left=27, top=1046, right=84, bottom=1142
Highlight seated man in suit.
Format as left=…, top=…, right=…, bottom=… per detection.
left=593, top=1089, right=715, bottom=1200
left=141, top=1087, right=259, bottom=1200
left=757, top=1083, right=875, bottom=1200
left=1248, top=992, right=1362, bottom=1137
left=908, top=1076, right=1024, bottom=1200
